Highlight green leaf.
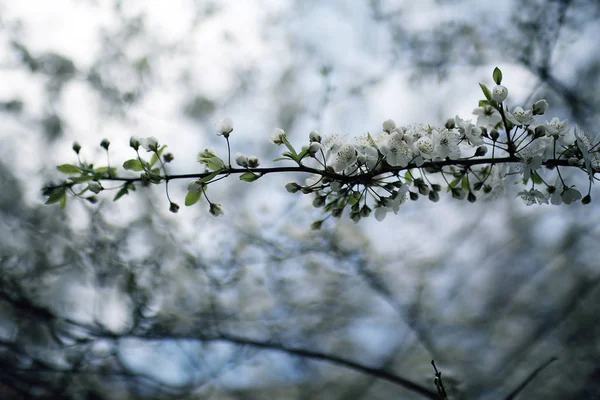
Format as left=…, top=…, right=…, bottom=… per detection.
left=461, top=175, right=470, bottom=191
left=150, top=145, right=168, bottom=167
left=273, top=157, right=292, bottom=162
left=198, top=170, right=220, bottom=183
left=59, top=193, right=67, bottom=209
left=69, top=175, right=93, bottom=183
left=531, top=171, right=543, bottom=185
left=123, top=159, right=144, bottom=171
left=57, top=164, right=82, bottom=174
left=282, top=136, right=298, bottom=158
left=45, top=188, right=66, bottom=205
left=199, top=156, right=226, bottom=171
left=448, top=176, right=461, bottom=190
left=493, top=67, right=503, bottom=85
left=239, top=172, right=261, bottom=182
left=479, top=83, right=492, bottom=102
left=113, top=186, right=129, bottom=201
left=185, top=190, right=202, bottom=206
left=478, top=100, right=490, bottom=107
left=94, top=166, right=117, bottom=177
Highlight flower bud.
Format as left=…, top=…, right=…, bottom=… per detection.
left=428, top=190, right=439, bottom=202
left=72, top=141, right=81, bottom=154
left=270, top=128, right=286, bottom=145
left=235, top=152, right=248, bottom=167
left=141, top=136, right=159, bottom=152
left=285, top=182, right=300, bottom=193
left=532, top=99, right=548, bottom=115
left=215, top=117, right=233, bottom=137
left=100, top=138, right=110, bottom=150
left=169, top=202, right=180, bottom=213
left=474, top=146, right=488, bottom=156
left=445, top=118, right=456, bottom=130
left=534, top=125, right=546, bottom=138
left=309, top=130, right=321, bottom=143
left=312, top=195, right=326, bottom=208
left=308, top=142, right=322, bottom=156
left=163, top=153, right=174, bottom=163
left=129, top=136, right=141, bottom=150
left=88, top=181, right=103, bottom=194
left=582, top=194, right=591, bottom=204
left=492, top=85, right=508, bottom=102
left=248, top=156, right=260, bottom=168
left=490, top=129, right=500, bottom=141
left=382, top=119, right=396, bottom=133
left=209, top=203, right=224, bottom=216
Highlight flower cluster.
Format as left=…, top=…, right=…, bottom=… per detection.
left=44, top=68, right=600, bottom=228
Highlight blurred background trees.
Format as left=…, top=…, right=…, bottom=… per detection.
left=1, top=0, right=599, bottom=399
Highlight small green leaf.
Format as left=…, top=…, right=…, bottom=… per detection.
left=123, top=159, right=144, bottom=171
left=69, top=175, right=93, bottom=183
left=239, top=172, right=261, bottom=182
left=94, top=166, right=117, bottom=177
left=479, top=83, right=492, bottom=102
left=493, top=67, right=503, bottom=85
left=59, top=193, right=67, bottom=209
left=113, top=186, right=129, bottom=201
left=461, top=175, right=470, bottom=191
left=448, top=176, right=461, bottom=190
left=150, top=145, right=168, bottom=166
left=198, top=170, right=220, bottom=183
left=478, top=100, right=490, bottom=107
left=45, top=188, right=66, bottom=205
left=199, top=156, right=226, bottom=171
left=57, top=164, right=82, bottom=174
left=273, top=157, right=292, bottom=162
left=282, top=136, right=298, bottom=158
left=531, top=171, right=543, bottom=185
left=185, top=190, right=202, bottom=206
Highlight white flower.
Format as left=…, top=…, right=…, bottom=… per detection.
left=140, top=136, right=159, bottom=152
left=374, top=185, right=408, bottom=221
left=517, top=189, right=548, bottom=206
left=355, top=140, right=379, bottom=171
left=545, top=117, right=568, bottom=137
left=378, top=132, right=412, bottom=167
left=463, top=124, right=483, bottom=145
left=215, top=118, right=233, bottom=136
left=331, top=143, right=358, bottom=174
left=414, top=136, right=436, bottom=159
left=432, top=129, right=461, bottom=159
left=516, top=140, right=545, bottom=180
left=508, top=106, right=535, bottom=126
left=235, top=152, right=248, bottom=167
left=270, top=128, right=286, bottom=145
left=382, top=119, right=396, bottom=133
left=473, top=106, right=502, bottom=128
left=575, top=127, right=600, bottom=180
left=492, top=85, right=508, bottom=102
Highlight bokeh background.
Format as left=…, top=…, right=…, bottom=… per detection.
left=1, top=0, right=600, bottom=399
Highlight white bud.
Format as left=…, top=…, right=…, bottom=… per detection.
left=492, top=85, right=508, bottom=102
left=382, top=119, right=396, bottom=133
left=248, top=156, right=260, bottom=168
left=129, top=136, right=141, bottom=150
left=235, top=152, right=248, bottom=167
left=308, top=142, right=322, bottom=155
left=216, top=117, right=233, bottom=136
left=270, top=128, right=286, bottom=145
left=532, top=99, right=548, bottom=115
left=309, top=130, right=321, bottom=143
left=141, top=136, right=159, bottom=152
